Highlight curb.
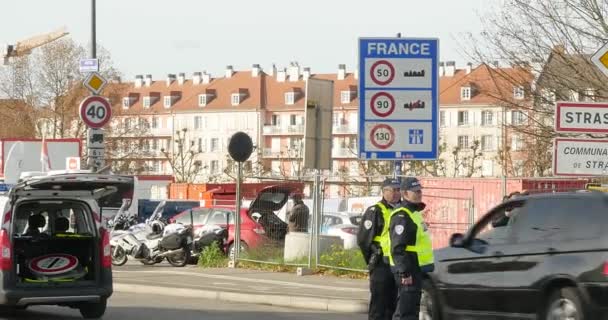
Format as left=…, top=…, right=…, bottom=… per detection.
left=114, top=283, right=368, bottom=313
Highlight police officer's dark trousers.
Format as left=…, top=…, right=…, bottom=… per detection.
left=392, top=271, right=422, bottom=320
left=368, top=259, right=397, bottom=320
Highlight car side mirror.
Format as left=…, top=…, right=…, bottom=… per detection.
left=450, top=233, right=465, bottom=247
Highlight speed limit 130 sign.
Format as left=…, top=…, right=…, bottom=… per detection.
left=79, top=96, right=112, bottom=129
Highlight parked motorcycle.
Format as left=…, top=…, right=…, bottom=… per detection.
left=189, top=225, right=229, bottom=263
left=112, top=201, right=193, bottom=267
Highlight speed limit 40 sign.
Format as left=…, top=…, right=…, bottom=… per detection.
left=79, top=96, right=112, bottom=129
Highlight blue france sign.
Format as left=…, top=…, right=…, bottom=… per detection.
left=358, top=37, right=439, bottom=160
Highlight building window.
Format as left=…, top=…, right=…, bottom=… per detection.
left=163, top=96, right=172, bottom=108
left=511, top=135, right=523, bottom=151
left=151, top=117, right=158, bottom=129
left=152, top=139, right=158, bottom=151
left=481, top=135, right=494, bottom=151
left=153, top=161, right=160, bottom=173
left=461, top=87, right=471, bottom=100
left=341, top=91, right=352, bottom=104
left=231, top=94, right=240, bottom=106
left=210, top=138, right=219, bottom=152
left=143, top=96, right=151, bottom=109
left=194, top=116, right=202, bottom=130
left=457, top=135, right=469, bottom=149
left=482, top=160, right=494, bottom=177
left=583, top=88, right=596, bottom=102
left=210, top=160, right=219, bottom=174
left=458, top=111, right=469, bottom=126
left=513, top=86, right=525, bottom=100
left=290, top=114, right=297, bottom=126
left=271, top=115, right=280, bottom=126
left=198, top=94, right=208, bottom=107
left=285, top=92, right=295, bottom=105
left=122, top=97, right=131, bottom=109
left=124, top=118, right=132, bottom=130
left=481, top=111, right=493, bottom=126
left=197, top=138, right=203, bottom=152
left=440, top=111, right=446, bottom=127
left=511, top=111, right=525, bottom=125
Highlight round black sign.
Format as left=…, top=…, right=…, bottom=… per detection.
left=228, top=132, right=253, bottom=162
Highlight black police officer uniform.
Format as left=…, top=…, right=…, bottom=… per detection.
left=356, top=178, right=400, bottom=320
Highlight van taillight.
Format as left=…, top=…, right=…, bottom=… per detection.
left=100, top=228, right=111, bottom=268
left=603, top=261, right=608, bottom=276
left=0, top=229, right=11, bottom=270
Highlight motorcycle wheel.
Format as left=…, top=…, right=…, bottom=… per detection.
left=111, top=246, right=128, bottom=266
left=167, top=249, right=190, bottom=267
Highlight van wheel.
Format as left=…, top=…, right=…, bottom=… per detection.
left=543, top=287, right=584, bottom=320
left=79, top=299, right=107, bottom=319
left=421, top=280, right=441, bottom=320
left=111, top=246, right=128, bottom=266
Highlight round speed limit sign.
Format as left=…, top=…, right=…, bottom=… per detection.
left=79, top=96, right=112, bottom=129
left=370, top=124, right=395, bottom=149
left=370, top=92, right=395, bottom=117
left=370, top=60, right=395, bottom=86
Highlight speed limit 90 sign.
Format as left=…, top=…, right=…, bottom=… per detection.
left=79, top=96, right=112, bottom=129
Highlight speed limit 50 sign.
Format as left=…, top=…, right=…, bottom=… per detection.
left=358, top=37, right=439, bottom=160
left=79, top=96, right=112, bottom=129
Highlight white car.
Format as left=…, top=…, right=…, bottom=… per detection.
left=320, top=212, right=362, bottom=250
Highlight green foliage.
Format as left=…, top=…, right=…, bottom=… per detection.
left=197, top=241, right=228, bottom=268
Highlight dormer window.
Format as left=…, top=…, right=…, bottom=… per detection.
left=285, top=92, right=295, bottom=105
left=143, top=96, right=151, bottom=109
left=341, top=91, right=353, bottom=104
left=513, top=86, right=525, bottom=100
left=231, top=93, right=241, bottom=106
left=122, top=97, right=135, bottom=109
left=199, top=94, right=209, bottom=107
left=164, top=96, right=173, bottom=108
left=461, top=87, right=471, bottom=100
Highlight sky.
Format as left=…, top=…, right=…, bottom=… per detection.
left=2, top=0, right=498, bottom=80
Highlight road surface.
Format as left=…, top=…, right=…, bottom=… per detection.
left=1, top=292, right=367, bottom=320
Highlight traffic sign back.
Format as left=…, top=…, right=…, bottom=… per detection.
left=358, top=37, right=439, bottom=160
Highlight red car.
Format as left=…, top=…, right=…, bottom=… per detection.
left=169, top=185, right=292, bottom=257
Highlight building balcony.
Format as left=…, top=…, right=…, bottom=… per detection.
left=262, top=148, right=303, bottom=158
left=332, top=147, right=357, bottom=158
left=333, top=125, right=357, bottom=134
left=263, top=124, right=304, bottom=135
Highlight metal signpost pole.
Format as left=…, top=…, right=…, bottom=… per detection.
left=232, top=161, right=243, bottom=266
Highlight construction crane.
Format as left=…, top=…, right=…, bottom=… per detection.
left=3, top=27, right=69, bottom=65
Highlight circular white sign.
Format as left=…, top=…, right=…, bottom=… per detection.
left=370, top=124, right=395, bottom=150
left=370, top=60, right=395, bottom=86
left=79, top=96, right=112, bottom=129
left=370, top=92, right=395, bottom=118
left=29, top=254, right=79, bottom=275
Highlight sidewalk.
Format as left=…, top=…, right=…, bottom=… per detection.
left=112, top=263, right=370, bottom=313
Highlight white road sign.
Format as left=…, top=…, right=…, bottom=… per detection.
left=364, top=122, right=433, bottom=155
left=79, top=58, right=99, bottom=73
left=79, top=96, right=112, bottom=129
left=553, top=138, right=608, bottom=176
left=358, top=37, right=439, bottom=160
left=555, top=101, right=608, bottom=134
left=591, top=41, right=608, bottom=77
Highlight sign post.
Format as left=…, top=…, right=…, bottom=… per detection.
left=358, top=37, right=440, bottom=165
left=79, top=95, right=111, bottom=171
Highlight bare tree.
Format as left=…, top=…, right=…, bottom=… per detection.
left=450, top=140, right=483, bottom=177
left=161, top=128, right=202, bottom=183
left=408, top=141, right=449, bottom=177
left=462, top=0, right=608, bottom=175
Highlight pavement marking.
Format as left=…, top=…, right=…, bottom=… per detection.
left=113, top=270, right=368, bottom=292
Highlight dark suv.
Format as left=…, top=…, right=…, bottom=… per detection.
left=422, top=191, right=608, bottom=319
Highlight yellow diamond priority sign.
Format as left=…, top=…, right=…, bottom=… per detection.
left=591, top=42, right=608, bottom=77
left=83, top=72, right=107, bottom=95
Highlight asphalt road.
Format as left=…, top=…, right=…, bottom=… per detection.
left=0, top=292, right=367, bottom=320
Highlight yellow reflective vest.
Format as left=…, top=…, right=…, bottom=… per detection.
left=388, top=206, right=434, bottom=268
left=372, top=202, right=392, bottom=257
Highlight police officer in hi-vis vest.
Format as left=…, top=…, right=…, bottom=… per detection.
left=388, top=177, right=434, bottom=320
left=357, top=178, right=401, bottom=320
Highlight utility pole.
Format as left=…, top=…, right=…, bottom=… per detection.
left=91, top=0, right=96, bottom=59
